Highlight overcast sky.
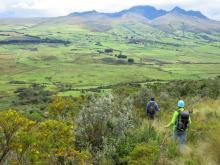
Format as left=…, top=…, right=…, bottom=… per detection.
left=0, top=0, right=220, bottom=20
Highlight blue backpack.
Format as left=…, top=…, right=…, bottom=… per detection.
left=147, top=102, right=156, bottom=115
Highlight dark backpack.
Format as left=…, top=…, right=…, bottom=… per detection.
left=147, top=102, right=156, bottom=115
left=176, top=110, right=190, bottom=132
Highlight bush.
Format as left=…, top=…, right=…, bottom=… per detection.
left=117, top=54, right=127, bottom=59
left=133, top=88, right=154, bottom=109
left=75, top=94, right=136, bottom=163
left=116, top=122, right=163, bottom=158
left=13, top=84, right=54, bottom=105
left=128, top=58, right=134, bottom=63
left=126, top=142, right=160, bottom=165
left=104, top=49, right=113, bottom=53
left=48, top=96, right=80, bottom=121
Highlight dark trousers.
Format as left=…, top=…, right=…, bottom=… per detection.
left=147, top=113, right=155, bottom=120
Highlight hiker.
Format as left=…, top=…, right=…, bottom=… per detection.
left=165, top=100, right=191, bottom=152
left=145, top=98, right=160, bottom=120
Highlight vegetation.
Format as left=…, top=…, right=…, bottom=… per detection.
left=0, top=78, right=219, bottom=164
left=0, top=13, right=220, bottom=164
left=0, top=16, right=220, bottom=109
left=0, top=110, right=91, bottom=164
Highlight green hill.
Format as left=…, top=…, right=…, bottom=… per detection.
left=0, top=9, right=220, bottom=108
left=0, top=6, right=220, bottom=165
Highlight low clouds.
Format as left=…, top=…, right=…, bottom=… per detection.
left=0, top=0, right=219, bottom=20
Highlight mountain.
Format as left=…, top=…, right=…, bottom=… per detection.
left=69, top=6, right=167, bottom=20
left=68, top=5, right=208, bottom=20
left=0, top=5, right=211, bottom=21
left=151, top=12, right=220, bottom=33
left=67, top=5, right=220, bottom=33
left=170, top=6, right=208, bottom=19
left=68, top=10, right=100, bottom=17
left=108, top=6, right=167, bottom=19
left=1, top=5, right=219, bottom=33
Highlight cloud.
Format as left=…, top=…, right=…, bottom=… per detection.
left=0, top=0, right=219, bottom=20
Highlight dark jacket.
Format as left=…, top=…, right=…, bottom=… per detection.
left=146, top=101, right=159, bottom=114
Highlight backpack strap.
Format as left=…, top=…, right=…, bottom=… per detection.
left=175, top=110, right=181, bottom=125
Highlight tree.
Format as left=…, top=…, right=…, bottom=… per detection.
left=75, top=95, right=136, bottom=163
left=48, top=96, right=80, bottom=121
left=128, top=58, right=134, bottom=64
left=34, top=120, right=92, bottom=164
left=0, top=110, right=91, bottom=164
left=0, top=110, right=35, bottom=163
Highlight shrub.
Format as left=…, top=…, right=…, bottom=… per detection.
left=75, top=94, right=136, bottom=163
left=104, top=49, right=113, bottom=53
left=0, top=110, right=36, bottom=163
left=126, top=142, right=160, bottom=165
left=133, top=88, right=154, bottom=109
left=117, top=54, right=127, bottom=59
left=128, top=58, right=134, bottom=63
left=48, top=96, right=80, bottom=121
left=116, top=122, right=163, bottom=158
left=13, top=84, right=54, bottom=105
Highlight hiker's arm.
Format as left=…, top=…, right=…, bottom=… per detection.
left=166, top=111, right=178, bottom=128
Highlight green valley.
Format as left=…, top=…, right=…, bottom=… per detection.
left=0, top=4, right=220, bottom=165
left=0, top=15, right=220, bottom=108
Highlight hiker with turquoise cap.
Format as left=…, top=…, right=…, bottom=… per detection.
left=165, top=100, right=191, bottom=152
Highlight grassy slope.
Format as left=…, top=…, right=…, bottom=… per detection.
left=159, top=98, right=220, bottom=164
left=0, top=17, right=220, bottom=108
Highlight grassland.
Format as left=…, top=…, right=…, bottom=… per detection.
left=0, top=17, right=220, bottom=108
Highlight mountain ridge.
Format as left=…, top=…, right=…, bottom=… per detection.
left=68, top=5, right=209, bottom=20
left=1, top=5, right=220, bottom=33
left=170, top=6, right=208, bottom=19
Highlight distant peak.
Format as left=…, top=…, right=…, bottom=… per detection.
left=87, top=10, right=98, bottom=14
left=120, top=5, right=167, bottom=19
left=69, top=10, right=98, bottom=16
left=130, top=5, right=156, bottom=10
left=171, top=6, right=186, bottom=13
left=170, top=6, right=208, bottom=19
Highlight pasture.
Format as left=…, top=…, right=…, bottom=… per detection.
left=0, top=18, right=220, bottom=108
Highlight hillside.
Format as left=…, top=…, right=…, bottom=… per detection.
left=68, top=6, right=220, bottom=33
left=0, top=78, right=219, bottom=164
left=151, top=13, right=220, bottom=32
left=0, top=5, right=220, bottom=109
left=0, top=4, right=220, bottom=165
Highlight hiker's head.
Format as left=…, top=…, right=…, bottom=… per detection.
left=150, top=98, right=155, bottom=101
left=177, top=100, right=185, bottom=108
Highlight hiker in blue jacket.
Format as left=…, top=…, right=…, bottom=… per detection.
left=145, top=98, right=160, bottom=120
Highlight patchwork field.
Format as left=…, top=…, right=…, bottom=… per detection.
left=0, top=16, right=220, bottom=108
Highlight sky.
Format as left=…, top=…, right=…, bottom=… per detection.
left=0, top=0, right=220, bottom=20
